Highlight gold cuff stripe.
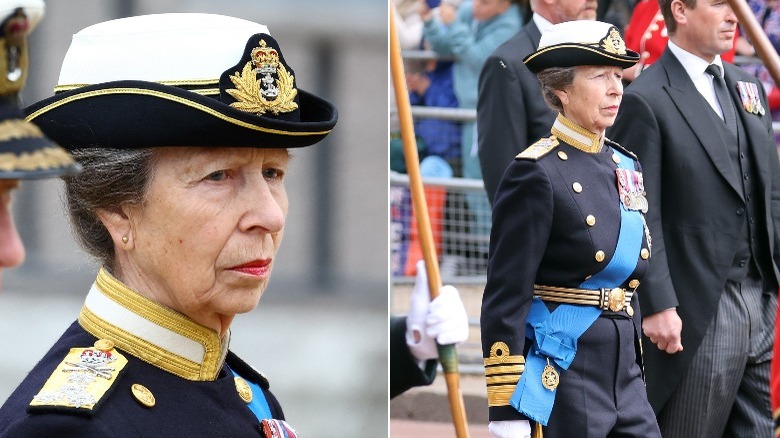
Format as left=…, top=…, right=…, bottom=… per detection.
left=79, top=306, right=203, bottom=381
left=484, top=355, right=524, bottom=367
left=487, top=374, right=522, bottom=385
left=94, top=268, right=222, bottom=380
left=487, top=385, right=517, bottom=407
left=27, top=87, right=332, bottom=137
left=485, top=364, right=524, bottom=375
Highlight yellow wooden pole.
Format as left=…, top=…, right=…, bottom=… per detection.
left=389, top=4, right=470, bottom=437
left=726, top=0, right=780, bottom=86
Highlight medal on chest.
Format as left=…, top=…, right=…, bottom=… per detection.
left=737, top=81, right=766, bottom=116
left=616, top=168, right=648, bottom=213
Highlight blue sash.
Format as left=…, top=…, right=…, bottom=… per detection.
left=509, top=149, right=644, bottom=425
left=228, top=366, right=273, bottom=421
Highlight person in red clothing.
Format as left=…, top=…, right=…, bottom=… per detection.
left=622, top=0, right=736, bottom=81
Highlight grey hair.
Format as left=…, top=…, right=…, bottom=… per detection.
left=536, top=67, right=577, bottom=114
left=61, top=148, right=155, bottom=271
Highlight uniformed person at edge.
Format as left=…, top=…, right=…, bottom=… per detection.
left=0, top=0, right=80, bottom=289
left=0, top=13, right=336, bottom=436
left=481, top=20, right=661, bottom=438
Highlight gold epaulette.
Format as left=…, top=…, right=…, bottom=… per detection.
left=516, top=136, right=559, bottom=161
left=484, top=342, right=525, bottom=407
left=29, top=339, right=127, bottom=412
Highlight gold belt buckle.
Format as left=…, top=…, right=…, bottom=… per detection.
left=607, top=287, right=626, bottom=312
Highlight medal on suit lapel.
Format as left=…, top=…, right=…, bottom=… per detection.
left=750, top=82, right=766, bottom=115
left=737, top=81, right=766, bottom=115
left=737, top=81, right=753, bottom=113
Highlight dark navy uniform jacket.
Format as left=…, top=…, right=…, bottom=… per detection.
left=481, top=114, right=651, bottom=421
left=0, top=269, right=286, bottom=437
left=390, top=316, right=437, bottom=399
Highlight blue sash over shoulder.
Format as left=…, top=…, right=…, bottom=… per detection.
left=509, top=149, right=644, bottom=425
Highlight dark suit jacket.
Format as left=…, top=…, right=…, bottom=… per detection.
left=477, top=20, right=557, bottom=205
left=607, top=47, right=780, bottom=412
left=389, top=316, right=437, bottom=399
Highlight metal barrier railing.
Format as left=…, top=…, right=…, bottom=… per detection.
left=390, top=172, right=490, bottom=284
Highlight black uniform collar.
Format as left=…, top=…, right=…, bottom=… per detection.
left=551, top=114, right=605, bottom=153
left=78, top=267, right=230, bottom=381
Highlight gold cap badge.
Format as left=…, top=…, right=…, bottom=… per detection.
left=226, top=39, right=299, bottom=116
left=601, top=28, right=628, bottom=55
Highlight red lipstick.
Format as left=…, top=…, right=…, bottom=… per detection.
left=229, top=259, right=271, bottom=278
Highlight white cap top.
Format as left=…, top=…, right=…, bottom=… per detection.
left=538, top=20, right=616, bottom=50
left=57, top=13, right=270, bottom=86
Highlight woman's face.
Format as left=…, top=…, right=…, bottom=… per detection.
left=116, top=147, right=289, bottom=334
left=557, top=65, right=624, bottom=135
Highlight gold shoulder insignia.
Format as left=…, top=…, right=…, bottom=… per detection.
left=484, top=342, right=525, bottom=407
left=516, top=136, right=559, bottom=161
left=29, top=339, right=127, bottom=411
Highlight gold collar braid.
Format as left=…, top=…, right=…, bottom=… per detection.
left=551, top=114, right=604, bottom=153
left=78, top=267, right=228, bottom=381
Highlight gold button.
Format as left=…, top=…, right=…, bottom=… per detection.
left=612, top=153, right=621, bottom=164
left=628, top=279, right=640, bottom=289
left=627, top=305, right=634, bottom=317
left=234, top=377, right=253, bottom=403
left=572, top=182, right=583, bottom=193
left=557, top=151, right=568, bottom=160
left=595, top=250, right=605, bottom=262
left=640, top=248, right=650, bottom=259
left=94, top=339, right=115, bottom=352
left=131, top=384, right=155, bottom=408
left=586, top=215, right=596, bottom=226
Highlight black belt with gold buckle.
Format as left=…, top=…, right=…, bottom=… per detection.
left=533, top=284, right=634, bottom=316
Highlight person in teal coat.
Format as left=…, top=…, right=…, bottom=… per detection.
left=420, top=0, right=521, bottom=180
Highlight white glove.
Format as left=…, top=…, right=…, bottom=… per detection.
left=406, top=260, right=469, bottom=361
left=488, top=420, right=531, bottom=438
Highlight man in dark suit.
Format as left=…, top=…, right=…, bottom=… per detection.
left=476, top=0, right=597, bottom=205
left=608, top=0, right=780, bottom=435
